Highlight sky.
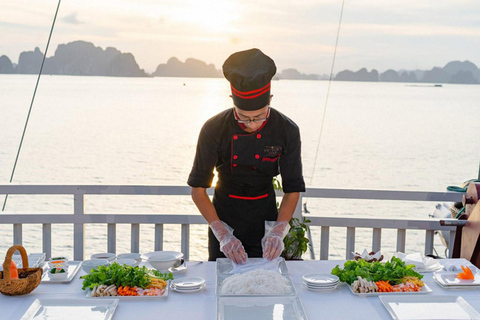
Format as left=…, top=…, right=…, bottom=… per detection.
left=1, top=0, right=480, bottom=74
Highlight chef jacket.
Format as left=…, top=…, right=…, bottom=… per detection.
left=188, top=107, right=305, bottom=257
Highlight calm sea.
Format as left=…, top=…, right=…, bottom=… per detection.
left=1, top=75, right=479, bottom=260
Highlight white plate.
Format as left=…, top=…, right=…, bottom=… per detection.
left=20, top=298, right=118, bottom=320
left=171, top=283, right=206, bottom=293
left=349, top=283, right=433, bottom=296
left=172, top=277, right=205, bottom=288
left=0, top=253, right=46, bottom=271
left=302, top=273, right=339, bottom=285
left=86, top=284, right=169, bottom=299
left=303, top=281, right=338, bottom=289
left=380, top=295, right=480, bottom=320
left=217, top=296, right=308, bottom=320
left=433, top=271, right=480, bottom=286
left=41, top=261, right=82, bottom=283
left=141, top=251, right=183, bottom=261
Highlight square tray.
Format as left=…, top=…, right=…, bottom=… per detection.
left=41, top=261, right=82, bottom=283
left=217, top=296, right=308, bottom=320
left=20, top=298, right=119, bottom=320
left=215, top=258, right=296, bottom=296
left=85, top=281, right=169, bottom=299
left=348, top=283, right=433, bottom=297
left=380, top=295, right=480, bottom=320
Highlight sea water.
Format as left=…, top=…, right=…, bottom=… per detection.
left=1, top=75, right=479, bottom=260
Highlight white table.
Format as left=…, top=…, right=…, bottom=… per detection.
left=2, top=259, right=480, bottom=320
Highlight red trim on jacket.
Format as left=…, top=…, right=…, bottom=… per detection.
left=262, top=155, right=280, bottom=162
left=228, top=193, right=269, bottom=200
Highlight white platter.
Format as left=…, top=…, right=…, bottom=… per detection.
left=86, top=283, right=169, bottom=299
left=20, top=298, right=118, bottom=320
left=433, top=271, right=480, bottom=287
left=217, top=296, right=308, bottom=320
left=349, top=283, right=433, bottom=297
left=41, top=261, right=82, bottom=283
left=380, top=295, right=480, bottom=320
left=215, top=258, right=296, bottom=297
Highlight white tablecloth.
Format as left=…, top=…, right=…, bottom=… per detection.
left=2, top=259, right=480, bottom=320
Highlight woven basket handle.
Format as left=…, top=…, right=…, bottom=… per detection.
left=2, top=245, right=29, bottom=280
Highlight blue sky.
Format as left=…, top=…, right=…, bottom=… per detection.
left=2, top=0, right=480, bottom=74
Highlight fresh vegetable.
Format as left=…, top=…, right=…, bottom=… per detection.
left=50, top=267, right=66, bottom=274
left=80, top=262, right=173, bottom=290
left=351, top=277, right=377, bottom=293
left=401, top=276, right=424, bottom=287
left=10, top=260, right=19, bottom=279
left=375, top=280, right=393, bottom=292
left=457, top=265, right=475, bottom=280
left=392, top=282, right=421, bottom=292
left=331, top=256, right=423, bottom=285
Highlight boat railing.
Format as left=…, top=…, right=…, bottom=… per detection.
left=0, top=185, right=463, bottom=261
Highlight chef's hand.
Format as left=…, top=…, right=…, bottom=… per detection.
left=209, top=220, right=247, bottom=264
left=262, top=221, right=290, bottom=260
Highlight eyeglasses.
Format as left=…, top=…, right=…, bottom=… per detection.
left=233, top=107, right=270, bottom=124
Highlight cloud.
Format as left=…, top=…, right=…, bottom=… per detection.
left=62, top=13, right=82, bottom=25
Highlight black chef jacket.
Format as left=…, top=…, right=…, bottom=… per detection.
left=188, top=107, right=305, bottom=260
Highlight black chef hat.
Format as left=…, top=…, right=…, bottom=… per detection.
left=222, top=48, right=276, bottom=111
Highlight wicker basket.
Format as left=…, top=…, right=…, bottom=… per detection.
left=0, top=245, right=42, bottom=296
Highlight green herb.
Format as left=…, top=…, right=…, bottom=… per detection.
left=80, top=262, right=174, bottom=290
left=331, top=256, right=423, bottom=285
left=281, top=217, right=311, bottom=260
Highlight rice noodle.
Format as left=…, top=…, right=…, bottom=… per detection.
left=221, top=269, right=291, bottom=295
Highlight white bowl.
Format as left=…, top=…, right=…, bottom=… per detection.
left=117, top=253, right=142, bottom=264
left=142, top=251, right=183, bottom=261
left=91, top=253, right=116, bottom=261
left=82, top=259, right=109, bottom=274
left=48, top=267, right=68, bottom=280
left=116, top=258, right=138, bottom=267
left=147, top=252, right=184, bottom=271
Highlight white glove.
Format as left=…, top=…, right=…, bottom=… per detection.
left=262, top=221, right=290, bottom=260
left=209, top=220, right=247, bottom=264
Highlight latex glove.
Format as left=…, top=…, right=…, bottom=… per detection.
left=262, top=221, right=290, bottom=260
left=209, top=220, right=247, bottom=264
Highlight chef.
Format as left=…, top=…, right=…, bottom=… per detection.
left=188, top=48, right=305, bottom=264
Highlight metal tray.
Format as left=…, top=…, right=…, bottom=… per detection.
left=217, top=296, right=308, bottom=320
left=215, top=258, right=296, bottom=296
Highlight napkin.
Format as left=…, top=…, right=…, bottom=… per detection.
left=441, top=259, right=477, bottom=273
left=353, top=249, right=383, bottom=262
left=395, top=252, right=441, bottom=270
left=230, top=257, right=282, bottom=274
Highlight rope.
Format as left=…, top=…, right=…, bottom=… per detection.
left=305, top=0, right=345, bottom=208
left=2, top=0, right=62, bottom=211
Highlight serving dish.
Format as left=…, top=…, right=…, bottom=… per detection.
left=215, top=258, right=296, bottom=296
left=379, top=295, right=480, bottom=320
left=216, top=296, right=308, bottom=320
left=41, top=261, right=82, bottom=283
left=20, top=298, right=119, bottom=320
left=85, top=283, right=169, bottom=299
left=433, top=271, right=480, bottom=287
left=348, top=283, right=433, bottom=297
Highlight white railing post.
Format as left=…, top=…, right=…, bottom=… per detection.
left=155, top=224, right=164, bottom=251
left=73, top=192, right=85, bottom=261
left=42, top=223, right=52, bottom=259
left=448, top=230, right=456, bottom=258
left=108, top=224, right=116, bottom=253
left=320, top=226, right=330, bottom=260
left=346, top=227, right=355, bottom=260
left=13, top=224, right=22, bottom=245
left=396, top=229, right=406, bottom=253
left=181, top=224, right=189, bottom=260
left=425, top=230, right=434, bottom=256
left=372, top=228, right=382, bottom=252
left=293, top=193, right=303, bottom=219
left=131, top=224, right=140, bottom=253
